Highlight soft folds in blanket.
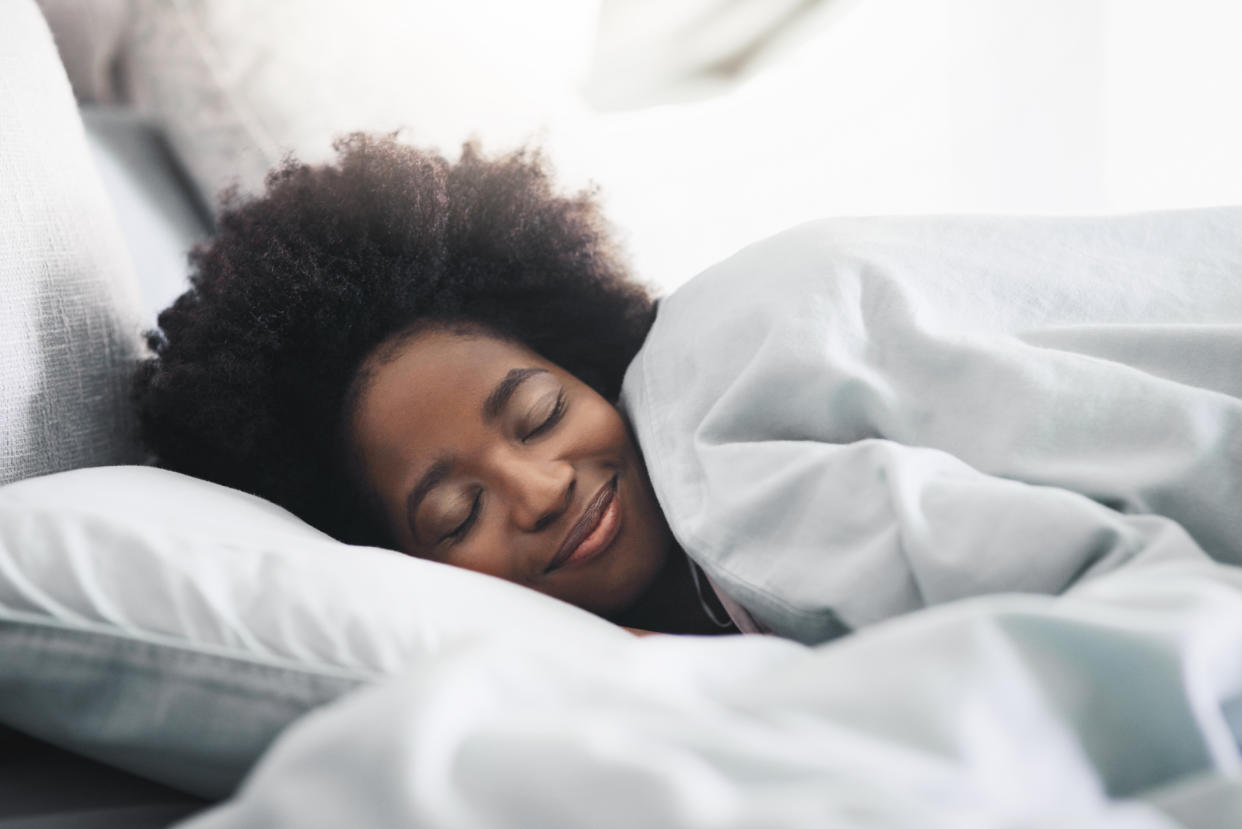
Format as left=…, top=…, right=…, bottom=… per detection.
left=622, top=208, right=1242, bottom=643
left=180, top=561, right=1242, bottom=828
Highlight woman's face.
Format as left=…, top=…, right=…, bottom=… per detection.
left=349, top=327, right=674, bottom=618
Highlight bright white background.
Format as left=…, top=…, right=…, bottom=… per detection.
left=91, top=0, right=1242, bottom=296
left=526, top=0, right=1242, bottom=291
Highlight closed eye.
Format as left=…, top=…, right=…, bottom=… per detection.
left=522, top=391, right=566, bottom=442
left=442, top=490, right=482, bottom=544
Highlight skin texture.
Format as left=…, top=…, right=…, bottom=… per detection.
left=351, top=327, right=677, bottom=619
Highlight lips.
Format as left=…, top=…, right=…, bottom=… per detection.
left=545, top=475, right=621, bottom=573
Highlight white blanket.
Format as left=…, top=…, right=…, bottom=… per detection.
left=621, top=208, right=1242, bottom=642
left=176, top=210, right=1242, bottom=828
left=178, top=561, right=1242, bottom=828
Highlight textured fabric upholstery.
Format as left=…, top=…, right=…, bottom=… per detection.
left=0, top=0, right=148, bottom=485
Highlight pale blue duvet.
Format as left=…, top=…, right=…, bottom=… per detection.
left=621, top=208, right=1242, bottom=643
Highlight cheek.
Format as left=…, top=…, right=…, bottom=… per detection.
left=441, top=526, right=524, bottom=581
left=573, top=398, right=631, bottom=455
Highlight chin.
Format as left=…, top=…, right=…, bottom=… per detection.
left=606, top=538, right=675, bottom=620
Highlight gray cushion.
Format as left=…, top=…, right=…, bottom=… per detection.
left=82, top=105, right=212, bottom=320
left=34, top=0, right=130, bottom=104
left=0, top=0, right=148, bottom=485
left=117, top=0, right=597, bottom=210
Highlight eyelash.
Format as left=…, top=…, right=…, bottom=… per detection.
left=444, top=490, right=481, bottom=543
left=441, top=390, right=567, bottom=545
left=521, top=391, right=567, bottom=442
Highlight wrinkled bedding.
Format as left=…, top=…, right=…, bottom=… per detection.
left=176, top=209, right=1242, bottom=828
left=622, top=208, right=1242, bottom=642
left=179, top=561, right=1242, bottom=828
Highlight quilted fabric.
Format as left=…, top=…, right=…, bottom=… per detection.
left=0, top=0, right=147, bottom=484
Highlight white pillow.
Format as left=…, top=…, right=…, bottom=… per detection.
left=0, top=466, right=625, bottom=799
left=118, top=0, right=600, bottom=208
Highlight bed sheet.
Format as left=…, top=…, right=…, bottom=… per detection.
left=176, top=560, right=1242, bottom=828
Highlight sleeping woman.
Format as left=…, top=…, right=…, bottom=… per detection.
left=133, top=134, right=1242, bottom=643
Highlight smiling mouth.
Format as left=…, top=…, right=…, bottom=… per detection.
left=545, top=475, right=621, bottom=573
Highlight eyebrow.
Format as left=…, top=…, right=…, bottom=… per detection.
left=482, top=367, right=549, bottom=421
left=405, top=367, right=549, bottom=541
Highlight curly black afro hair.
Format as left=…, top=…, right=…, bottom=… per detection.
left=133, top=133, right=656, bottom=546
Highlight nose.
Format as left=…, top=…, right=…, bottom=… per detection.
left=491, top=451, right=574, bottom=533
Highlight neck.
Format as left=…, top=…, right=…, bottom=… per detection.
left=614, top=548, right=736, bottom=635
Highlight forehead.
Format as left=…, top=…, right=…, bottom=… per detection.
left=366, top=329, right=541, bottom=405
left=349, top=329, right=548, bottom=473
